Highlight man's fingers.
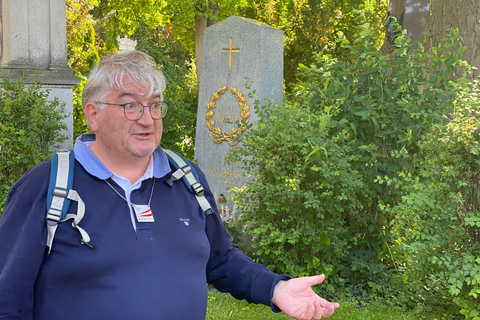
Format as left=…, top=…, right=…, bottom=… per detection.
left=304, top=274, right=326, bottom=287
left=313, top=300, right=325, bottom=319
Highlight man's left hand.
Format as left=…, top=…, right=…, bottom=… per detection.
left=272, top=274, right=339, bottom=320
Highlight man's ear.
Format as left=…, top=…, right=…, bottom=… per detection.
left=84, top=102, right=100, bottom=132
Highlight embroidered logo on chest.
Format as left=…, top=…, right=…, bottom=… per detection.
left=179, top=218, right=190, bottom=226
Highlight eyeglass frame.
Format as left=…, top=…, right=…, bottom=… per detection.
left=95, top=101, right=169, bottom=120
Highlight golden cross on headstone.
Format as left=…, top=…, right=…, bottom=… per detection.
left=222, top=37, right=240, bottom=73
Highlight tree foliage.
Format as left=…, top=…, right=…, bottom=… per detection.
left=91, top=0, right=168, bottom=49
left=66, top=0, right=101, bottom=139
left=164, top=0, right=241, bottom=52
left=238, top=0, right=388, bottom=92
left=66, top=0, right=101, bottom=75
left=91, top=0, right=241, bottom=53
left=87, top=0, right=388, bottom=88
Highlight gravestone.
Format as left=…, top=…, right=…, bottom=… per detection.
left=117, top=36, right=138, bottom=53
left=194, top=16, right=283, bottom=219
left=404, top=0, right=430, bottom=50
left=0, top=0, right=78, bottom=148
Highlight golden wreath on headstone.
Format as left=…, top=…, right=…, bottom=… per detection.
left=206, top=86, right=250, bottom=146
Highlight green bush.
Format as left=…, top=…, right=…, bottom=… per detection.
left=72, top=76, right=91, bottom=140
left=386, top=80, right=480, bottom=318
left=227, top=11, right=470, bottom=308
left=228, top=99, right=359, bottom=279
left=0, top=79, right=67, bottom=212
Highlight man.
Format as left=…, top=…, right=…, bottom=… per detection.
left=0, top=51, right=339, bottom=319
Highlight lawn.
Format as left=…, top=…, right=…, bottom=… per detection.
left=206, top=290, right=419, bottom=320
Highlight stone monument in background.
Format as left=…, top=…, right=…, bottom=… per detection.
left=117, top=36, right=138, bottom=53
left=194, top=16, right=283, bottom=219
left=404, top=0, right=430, bottom=51
left=0, top=0, right=77, bottom=148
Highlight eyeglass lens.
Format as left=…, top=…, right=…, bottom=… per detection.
left=124, top=102, right=168, bottom=120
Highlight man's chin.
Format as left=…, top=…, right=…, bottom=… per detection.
left=129, top=145, right=157, bottom=158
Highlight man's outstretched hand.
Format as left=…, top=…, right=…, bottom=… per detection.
left=272, top=274, right=340, bottom=320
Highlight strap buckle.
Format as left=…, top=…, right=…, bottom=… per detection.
left=181, top=165, right=192, bottom=175
left=191, top=182, right=204, bottom=196
left=47, top=208, right=62, bottom=224
left=53, top=187, right=69, bottom=198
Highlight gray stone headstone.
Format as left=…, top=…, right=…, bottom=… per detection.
left=117, top=36, right=138, bottom=52
left=404, top=0, right=430, bottom=50
left=194, top=16, right=283, bottom=219
left=0, top=0, right=77, bottom=149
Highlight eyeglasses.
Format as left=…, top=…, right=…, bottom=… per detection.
left=96, top=101, right=169, bottom=120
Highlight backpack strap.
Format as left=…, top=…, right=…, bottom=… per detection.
left=164, top=149, right=214, bottom=216
left=46, top=150, right=95, bottom=254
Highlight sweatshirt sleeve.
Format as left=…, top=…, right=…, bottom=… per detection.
left=0, top=162, right=50, bottom=319
left=195, top=164, right=292, bottom=311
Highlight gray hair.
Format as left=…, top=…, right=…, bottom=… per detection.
left=82, top=51, right=167, bottom=108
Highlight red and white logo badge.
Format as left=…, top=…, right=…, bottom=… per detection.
left=133, top=205, right=155, bottom=222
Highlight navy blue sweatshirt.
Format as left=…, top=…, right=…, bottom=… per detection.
left=0, top=150, right=288, bottom=319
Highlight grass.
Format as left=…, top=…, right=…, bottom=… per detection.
left=206, top=290, right=419, bottom=320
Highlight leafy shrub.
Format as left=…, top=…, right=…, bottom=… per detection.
left=230, top=99, right=360, bottom=278
left=224, top=217, right=256, bottom=257
left=386, top=80, right=480, bottom=318
left=227, top=11, right=470, bottom=307
left=0, top=79, right=67, bottom=212
left=72, top=76, right=91, bottom=139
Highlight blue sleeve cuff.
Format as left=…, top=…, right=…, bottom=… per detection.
left=269, top=274, right=293, bottom=313
left=250, top=271, right=292, bottom=309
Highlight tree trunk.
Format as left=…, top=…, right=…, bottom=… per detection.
left=381, top=0, right=406, bottom=54
left=194, top=2, right=219, bottom=83
left=195, top=15, right=207, bottom=81
left=207, top=2, right=219, bottom=27
left=389, top=0, right=406, bottom=18
left=426, top=0, right=480, bottom=77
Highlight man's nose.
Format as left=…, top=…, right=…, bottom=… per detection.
left=137, top=106, right=156, bottom=124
